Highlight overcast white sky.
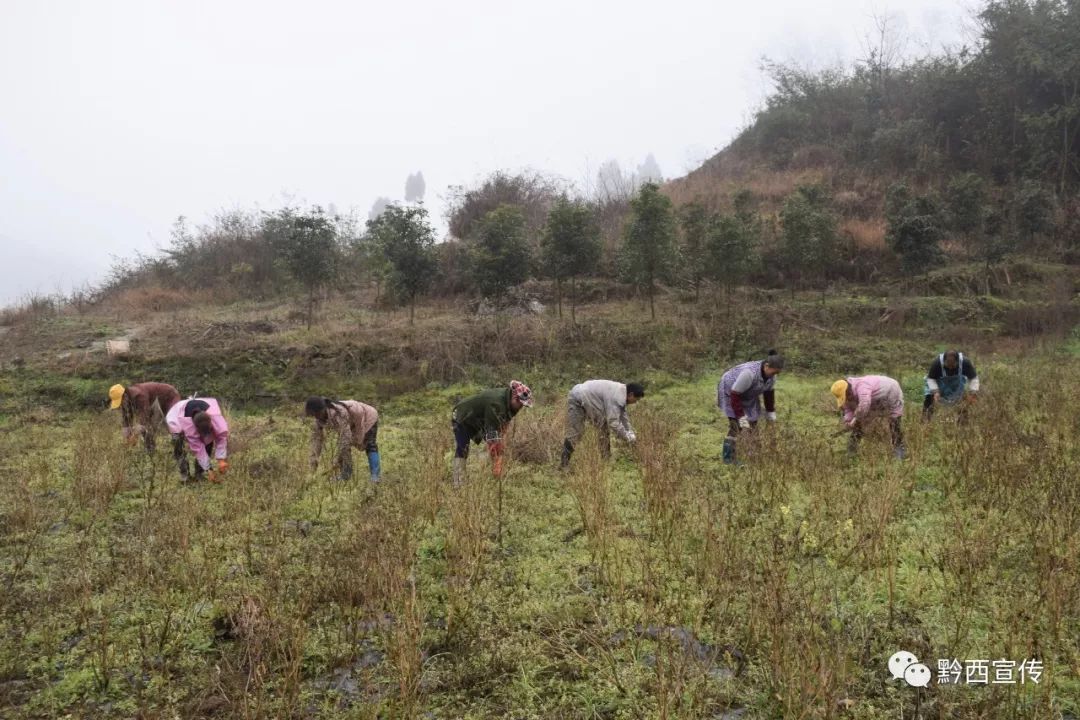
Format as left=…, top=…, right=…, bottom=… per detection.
left=0, top=0, right=972, bottom=305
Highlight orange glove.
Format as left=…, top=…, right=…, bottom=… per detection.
left=208, top=469, right=221, bottom=483
left=487, top=440, right=504, bottom=458
left=493, top=455, right=504, bottom=478
left=217, top=459, right=229, bottom=475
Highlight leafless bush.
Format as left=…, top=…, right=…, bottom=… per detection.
left=444, top=169, right=564, bottom=244
left=0, top=292, right=58, bottom=327
left=1002, top=302, right=1080, bottom=338
left=104, top=284, right=197, bottom=317
left=508, top=408, right=561, bottom=465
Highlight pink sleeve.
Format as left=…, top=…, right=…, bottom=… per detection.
left=854, top=383, right=873, bottom=420
left=213, top=416, right=229, bottom=459
left=185, top=425, right=211, bottom=470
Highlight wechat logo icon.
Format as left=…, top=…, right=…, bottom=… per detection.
left=889, top=650, right=931, bottom=687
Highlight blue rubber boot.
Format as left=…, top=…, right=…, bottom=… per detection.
left=368, top=451, right=381, bottom=483
left=722, top=437, right=736, bottom=465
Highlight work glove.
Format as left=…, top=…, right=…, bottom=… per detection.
left=487, top=440, right=504, bottom=458
left=738, top=416, right=751, bottom=431
left=492, top=455, right=504, bottom=478
left=766, top=411, right=777, bottom=422
left=626, top=431, right=637, bottom=444
left=208, top=469, right=221, bottom=484
left=217, top=459, right=229, bottom=475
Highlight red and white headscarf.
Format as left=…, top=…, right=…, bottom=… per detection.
left=509, top=380, right=533, bottom=407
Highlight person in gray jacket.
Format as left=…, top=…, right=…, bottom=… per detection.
left=717, top=351, right=784, bottom=465
left=560, top=380, right=645, bottom=469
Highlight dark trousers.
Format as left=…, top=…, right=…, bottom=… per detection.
left=173, top=436, right=213, bottom=479
left=452, top=421, right=472, bottom=459
left=850, top=417, right=904, bottom=449
left=361, top=422, right=379, bottom=454
left=339, top=423, right=379, bottom=479
left=172, top=435, right=190, bottom=478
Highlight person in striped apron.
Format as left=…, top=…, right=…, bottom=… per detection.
left=922, top=350, right=979, bottom=421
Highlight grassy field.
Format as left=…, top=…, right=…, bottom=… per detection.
left=2, top=343, right=1080, bottom=718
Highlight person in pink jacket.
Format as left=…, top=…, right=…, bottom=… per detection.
left=830, top=375, right=906, bottom=460
left=166, top=397, right=230, bottom=482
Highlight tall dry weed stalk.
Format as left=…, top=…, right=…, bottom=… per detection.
left=563, top=434, right=617, bottom=588
left=444, top=463, right=494, bottom=643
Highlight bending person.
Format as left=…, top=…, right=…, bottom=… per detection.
left=717, top=351, right=784, bottom=465
left=166, top=397, right=230, bottom=483
left=923, top=350, right=979, bottom=421
left=451, top=380, right=533, bottom=486
left=831, top=376, right=906, bottom=460
left=306, top=397, right=380, bottom=482
left=109, top=382, right=181, bottom=451
left=560, top=380, right=644, bottom=469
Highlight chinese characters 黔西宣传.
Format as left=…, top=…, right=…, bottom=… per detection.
left=936, top=658, right=1043, bottom=686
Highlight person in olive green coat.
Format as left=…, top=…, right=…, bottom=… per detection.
left=451, top=380, right=533, bottom=486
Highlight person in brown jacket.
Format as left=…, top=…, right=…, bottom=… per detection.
left=305, top=397, right=380, bottom=482
left=109, top=382, right=181, bottom=451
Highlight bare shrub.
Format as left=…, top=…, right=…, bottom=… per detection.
left=71, top=416, right=129, bottom=513
left=1002, top=302, right=1080, bottom=338
left=0, top=292, right=58, bottom=327
left=104, top=285, right=196, bottom=317
left=508, top=407, right=561, bottom=465
left=840, top=217, right=886, bottom=249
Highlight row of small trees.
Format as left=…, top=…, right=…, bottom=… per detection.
left=365, top=197, right=600, bottom=324
left=102, top=172, right=1065, bottom=326
left=885, top=175, right=1058, bottom=276
left=365, top=183, right=760, bottom=323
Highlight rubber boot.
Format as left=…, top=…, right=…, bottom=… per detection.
left=367, top=451, right=381, bottom=483
left=452, top=457, right=466, bottom=487
left=722, top=437, right=736, bottom=465
left=560, top=440, right=574, bottom=470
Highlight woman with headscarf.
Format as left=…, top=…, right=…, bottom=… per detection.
left=451, top=380, right=534, bottom=486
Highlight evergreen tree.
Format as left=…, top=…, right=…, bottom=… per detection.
left=541, top=198, right=601, bottom=322
left=619, top=182, right=677, bottom=320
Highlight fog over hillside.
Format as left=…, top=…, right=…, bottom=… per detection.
left=0, top=0, right=966, bottom=305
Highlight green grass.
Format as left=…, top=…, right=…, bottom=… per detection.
left=2, top=350, right=1079, bottom=719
